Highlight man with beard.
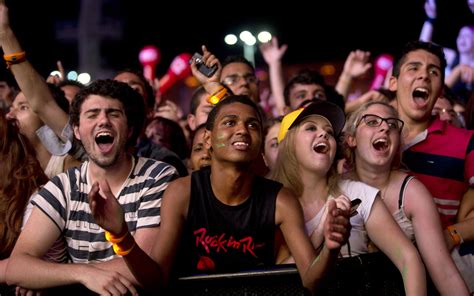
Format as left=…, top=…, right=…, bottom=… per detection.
left=6, top=79, right=178, bottom=295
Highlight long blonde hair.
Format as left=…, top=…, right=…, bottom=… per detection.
left=270, top=121, right=341, bottom=198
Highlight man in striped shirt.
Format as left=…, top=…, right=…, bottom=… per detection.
left=389, top=40, right=474, bottom=291
left=7, top=79, right=178, bottom=295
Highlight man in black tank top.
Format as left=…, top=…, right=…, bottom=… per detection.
left=88, top=95, right=352, bottom=295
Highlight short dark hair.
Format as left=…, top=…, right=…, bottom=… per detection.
left=114, top=68, right=155, bottom=110
left=70, top=79, right=145, bottom=148
left=205, top=95, right=263, bottom=133
left=392, top=40, right=447, bottom=81
left=284, top=68, right=345, bottom=110
left=56, top=79, right=85, bottom=90
left=221, top=56, right=255, bottom=73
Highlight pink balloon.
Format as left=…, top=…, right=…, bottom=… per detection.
left=139, top=45, right=160, bottom=81
left=369, top=54, right=393, bottom=90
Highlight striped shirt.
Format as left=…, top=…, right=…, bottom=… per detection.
left=402, top=118, right=474, bottom=228
left=32, top=156, right=178, bottom=263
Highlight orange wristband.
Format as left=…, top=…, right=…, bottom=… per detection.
left=4, top=51, right=26, bottom=69
left=207, top=85, right=227, bottom=105
left=447, top=225, right=464, bottom=246
left=104, top=230, right=128, bottom=244
left=113, top=241, right=136, bottom=256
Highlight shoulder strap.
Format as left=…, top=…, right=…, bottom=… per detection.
left=398, top=175, right=414, bottom=209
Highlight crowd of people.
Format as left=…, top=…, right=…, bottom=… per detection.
left=0, top=0, right=473, bottom=295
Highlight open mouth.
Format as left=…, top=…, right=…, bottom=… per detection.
left=95, top=132, right=114, bottom=152
left=372, top=138, right=388, bottom=151
left=412, top=88, right=429, bottom=106
left=313, top=142, right=329, bottom=154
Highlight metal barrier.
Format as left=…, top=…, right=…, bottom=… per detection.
left=175, top=264, right=309, bottom=296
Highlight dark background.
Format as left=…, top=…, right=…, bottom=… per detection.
left=4, top=0, right=474, bottom=79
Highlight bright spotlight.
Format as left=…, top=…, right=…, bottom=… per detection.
left=67, top=71, right=78, bottom=81
left=77, top=73, right=91, bottom=84
left=257, top=31, right=272, bottom=43
left=224, top=34, right=238, bottom=45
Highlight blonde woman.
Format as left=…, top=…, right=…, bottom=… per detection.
left=271, top=99, right=426, bottom=295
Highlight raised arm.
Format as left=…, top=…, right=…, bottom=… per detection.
left=190, top=45, right=225, bottom=98
left=406, top=177, right=469, bottom=295
left=0, top=2, right=69, bottom=137
left=335, top=50, right=371, bottom=101
left=259, top=37, right=288, bottom=116
left=419, top=0, right=436, bottom=42
left=366, top=197, right=426, bottom=296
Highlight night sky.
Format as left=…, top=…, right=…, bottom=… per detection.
left=5, top=0, right=474, bottom=79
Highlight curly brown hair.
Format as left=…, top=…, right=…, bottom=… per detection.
left=0, top=114, right=48, bottom=259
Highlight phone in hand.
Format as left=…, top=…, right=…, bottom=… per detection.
left=189, top=52, right=218, bottom=77
left=350, top=198, right=362, bottom=217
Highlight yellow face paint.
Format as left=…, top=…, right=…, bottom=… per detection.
left=214, top=133, right=226, bottom=148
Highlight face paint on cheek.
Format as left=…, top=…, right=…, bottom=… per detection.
left=214, top=133, right=226, bottom=148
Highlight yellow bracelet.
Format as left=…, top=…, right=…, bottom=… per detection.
left=4, top=51, right=26, bottom=69
left=113, top=241, right=136, bottom=256
left=207, top=85, right=228, bottom=105
left=104, top=230, right=128, bottom=244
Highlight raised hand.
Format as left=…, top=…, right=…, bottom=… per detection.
left=323, top=198, right=351, bottom=250
left=424, top=0, right=437, bottom=19
left=46, top=61, right=66, bottom=85
left=88, top=180, right=125, bottom=236
left=259, top=37, right=288, bottom=66
left=153, top=100, right=183, bottom=123
left=342, top=50, right=372, bottom=80
left=191, top=45, right=222, bottom=92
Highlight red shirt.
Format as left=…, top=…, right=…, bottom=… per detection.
left=402, top=118, right=474, bottom=228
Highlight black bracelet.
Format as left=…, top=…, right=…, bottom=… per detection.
left=426, top=17, right=436, bottom=24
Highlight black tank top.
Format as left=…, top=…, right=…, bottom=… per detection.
left=175, top=167, right=282, bottom=276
